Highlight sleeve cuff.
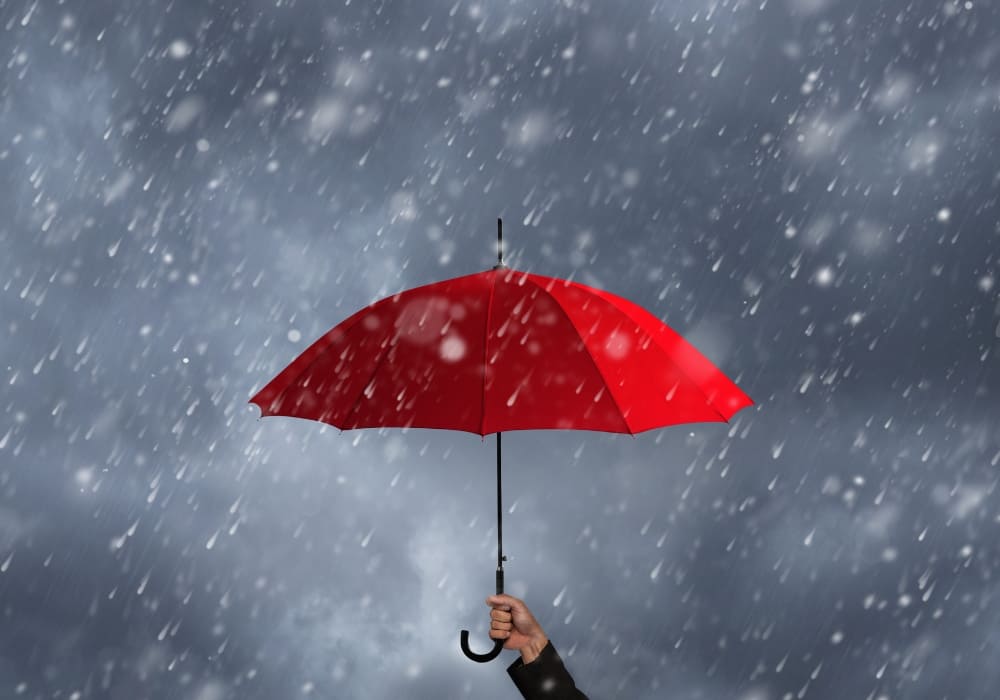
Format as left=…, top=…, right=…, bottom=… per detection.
left=506, top=640, right=580, bottom=697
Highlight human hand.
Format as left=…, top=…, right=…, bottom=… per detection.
left=485, top=594, right=550, bottom=664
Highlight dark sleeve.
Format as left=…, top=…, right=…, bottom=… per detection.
left=506, top=640, right=590, bottom=700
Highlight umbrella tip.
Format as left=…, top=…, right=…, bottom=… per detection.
left=496, top=218, right=504, bottom=267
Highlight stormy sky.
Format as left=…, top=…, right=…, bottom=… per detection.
left=1, top=0, right=998, bottom=698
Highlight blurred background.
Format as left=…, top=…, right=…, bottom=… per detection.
left=1, top=0, right=998, bottom=698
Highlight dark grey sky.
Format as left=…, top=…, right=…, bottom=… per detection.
left=1, top=0, right=998, bottom=698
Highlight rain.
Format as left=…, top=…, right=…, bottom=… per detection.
left=1, top=0, right=999, bottom=699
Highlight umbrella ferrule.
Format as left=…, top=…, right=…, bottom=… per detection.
left=497, top=218, right=505, bottom=267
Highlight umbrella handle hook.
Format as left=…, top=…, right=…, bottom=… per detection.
left=460, top=630, right=504, bottom=663
left=459, top=566, right=505, bottom=663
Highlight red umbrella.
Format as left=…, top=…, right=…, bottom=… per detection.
left=250, top=219, right=753, bottom=661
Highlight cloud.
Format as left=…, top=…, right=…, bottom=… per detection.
left=2, top=1, right=998, bottom=699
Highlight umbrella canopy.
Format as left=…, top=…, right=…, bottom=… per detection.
left=249, top=268, right=752, bottom=435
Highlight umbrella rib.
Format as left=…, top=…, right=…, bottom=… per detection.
left=524, top=276, right=634, bottom=435
left=337, top=328, right=395, bottom=428
left=479, top=271, right=499, bottom=435
left=592, top=290, right=735, bottom=424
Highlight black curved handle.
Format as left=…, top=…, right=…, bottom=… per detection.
left=460, top=566, right=506, bottom=662
left=460, top=630, right=505, bottom=663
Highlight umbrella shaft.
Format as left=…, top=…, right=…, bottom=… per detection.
left=496, top=431, right=504, bottom=583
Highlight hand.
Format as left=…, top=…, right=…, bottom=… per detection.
left=485, top=594, right=550, bottom=664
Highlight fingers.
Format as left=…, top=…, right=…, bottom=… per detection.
left=490, top=608, right=512, bottom=622
left=485, top=593, right=524, bottom=613
left=486, top=595, right=516, bottom=642
left=490, top=610, right=514, bottom=632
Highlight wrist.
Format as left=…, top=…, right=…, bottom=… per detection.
left=519, top=634, right=549, bottom=665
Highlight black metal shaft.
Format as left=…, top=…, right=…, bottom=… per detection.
left=496, top=431, right=504, bottom=581
left=494, top=219, right=506, bottom=594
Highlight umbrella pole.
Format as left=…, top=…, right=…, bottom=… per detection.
left=458, top=220, right=508, bottom=663
left=496, top=431, right=505, bottom=592
left=459, top=431, right=507, bottom=663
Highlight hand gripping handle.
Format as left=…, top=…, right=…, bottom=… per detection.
left=459, top=568, right=505, bottom=663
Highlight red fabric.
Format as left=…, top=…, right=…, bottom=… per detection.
left=249, top=269, right=753, bottom=435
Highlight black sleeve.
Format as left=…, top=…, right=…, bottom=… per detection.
left=506, top=640, right=590, bottom=700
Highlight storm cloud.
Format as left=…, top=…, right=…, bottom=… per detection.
left=1, top=0, right=998, bottom=698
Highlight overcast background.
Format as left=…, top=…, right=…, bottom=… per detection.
left=1, top=0, right=999, bottom=698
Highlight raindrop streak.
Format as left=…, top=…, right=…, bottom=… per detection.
left=506, top=387, right=520, bottom=407
left=771, top=441, right=785, bottom=459
left=553, top=586, right=567, bottom=607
